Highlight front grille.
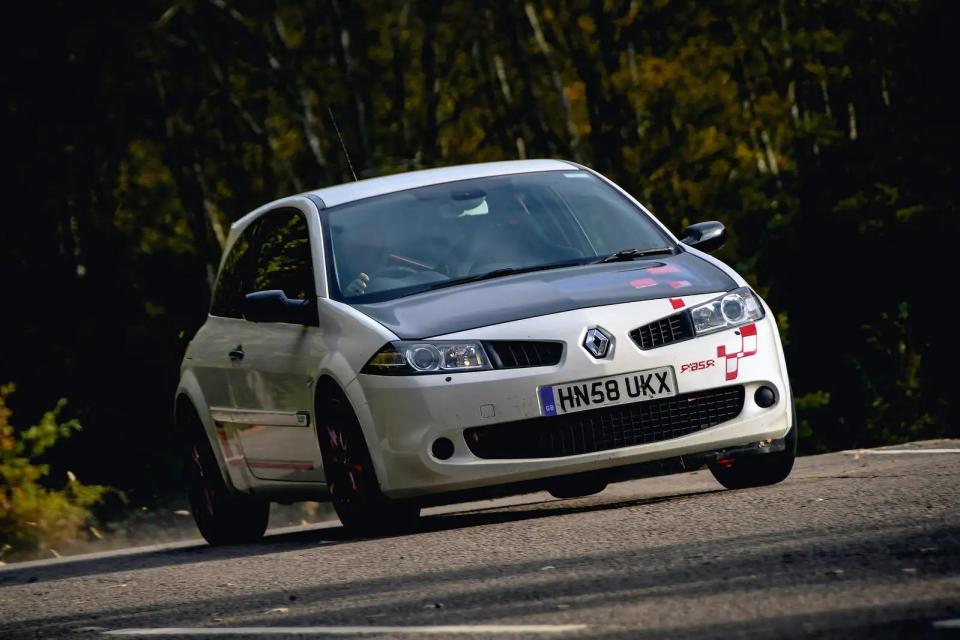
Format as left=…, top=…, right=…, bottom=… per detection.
left=630, top=312, right=695, bottom=350
left=484, top=341, right=563, bottom=369
left=464, top=385, right=745, bottom=459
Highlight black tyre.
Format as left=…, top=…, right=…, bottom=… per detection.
left=183, top=410, right=269, bottom=545
left=546, top=475, right=608, bottom=499
left=317, top=388, right=420, bottom=534
left=709, top=392, right=798, bottom=490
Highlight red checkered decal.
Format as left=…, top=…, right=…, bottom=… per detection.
left=716, top=323, right=758, bottom=381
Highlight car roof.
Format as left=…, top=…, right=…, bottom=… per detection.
left=305, top=159, right=579, bottom=209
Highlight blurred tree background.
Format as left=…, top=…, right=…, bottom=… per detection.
left=1, top=0, right=956, bottom=518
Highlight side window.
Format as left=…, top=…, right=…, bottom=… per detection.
left=249, top=210, right=317, bottom=302
left=210, top=208, right=318, bottom=324
left=210, top=229, right=254, bottom=319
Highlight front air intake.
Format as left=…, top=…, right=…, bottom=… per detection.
left=465, top=385, right=745, bottom=459
left=629, top=312, right=695, bottom=350
left=483, top=341, right=563, bottom=369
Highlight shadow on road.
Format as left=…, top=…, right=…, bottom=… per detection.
left=2, top=517, right=957, bottom=639
left=0, top=487, right=721, bottom=585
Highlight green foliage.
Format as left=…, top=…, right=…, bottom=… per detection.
left=795, top=390, right=832, bottom=447
left=0, top=384, right=106, bottom=560
left=855, top=303, right=936, bottom=445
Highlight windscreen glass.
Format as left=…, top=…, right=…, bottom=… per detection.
left=322, top=171, right=672, bottom=303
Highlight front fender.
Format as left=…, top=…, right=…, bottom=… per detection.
left=309, top=298, right=399, bottom=488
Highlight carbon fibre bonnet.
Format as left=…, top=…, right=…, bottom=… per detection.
left=351, top=251, right=736, bottom=339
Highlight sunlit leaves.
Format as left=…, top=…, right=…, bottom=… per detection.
left=0, top=384, right=106, bottom=559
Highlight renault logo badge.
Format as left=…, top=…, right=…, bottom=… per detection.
left=583, top=327, right=612, bottom=359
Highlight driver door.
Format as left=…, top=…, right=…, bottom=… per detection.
left=227, top=207, right=327, bottom=482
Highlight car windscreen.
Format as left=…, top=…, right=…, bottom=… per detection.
left=320, top=170, right=674, bottom=303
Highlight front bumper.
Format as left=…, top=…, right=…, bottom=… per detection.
left=345, top=294, right=792, bottom=499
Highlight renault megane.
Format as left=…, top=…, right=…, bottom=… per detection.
left=175, top=159, right=795, bottom=544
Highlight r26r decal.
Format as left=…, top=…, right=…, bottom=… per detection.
left=680, top=359, right=715, bottom=374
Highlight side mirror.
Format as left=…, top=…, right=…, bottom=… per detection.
left=680, top=221, right=727, bottom=253
left=243, top=290, right=313, bottom=325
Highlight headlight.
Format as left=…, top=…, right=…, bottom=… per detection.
left=689, top=287, right=764, bottom=335
left=362, top=341, right=492, bottom=375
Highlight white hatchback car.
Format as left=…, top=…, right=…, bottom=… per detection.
left=176, top=159, right=795, bottom=544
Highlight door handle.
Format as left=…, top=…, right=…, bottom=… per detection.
left=228, top=345, right=245, bottom=361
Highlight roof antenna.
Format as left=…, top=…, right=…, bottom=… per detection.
left=327, top=106, right=358, bottom=182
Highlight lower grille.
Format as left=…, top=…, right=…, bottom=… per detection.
left=464, top=385, right=745, bottom=459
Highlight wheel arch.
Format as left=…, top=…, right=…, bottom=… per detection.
left=174, top=372, right=247, bottom=493
left=312, top=374, right=390, bottom=491
left=174, top=391, right=200, bottom=436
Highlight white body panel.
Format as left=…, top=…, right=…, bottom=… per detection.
left=218, top=318, right=326, bottom=482
left=177, top=160, right=792, bottom=504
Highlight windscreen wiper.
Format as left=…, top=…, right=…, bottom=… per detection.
left=428, top=259, right=585, bottom=291
left=592, top=246, right=675, bottom=264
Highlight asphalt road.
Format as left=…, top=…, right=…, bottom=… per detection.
left=1, top=440, right=959, bottom=639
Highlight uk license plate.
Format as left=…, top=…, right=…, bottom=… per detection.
left=538, top=366, right=677, bottom=416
